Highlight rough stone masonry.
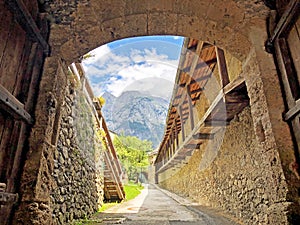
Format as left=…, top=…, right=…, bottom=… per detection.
left=0, top=0, right=299, bottom=224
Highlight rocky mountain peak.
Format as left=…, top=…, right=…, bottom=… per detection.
left=101, top=91, right=169, bottom=148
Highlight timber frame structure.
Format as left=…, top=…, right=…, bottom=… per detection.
left=154, top=38, right=250, bottom=176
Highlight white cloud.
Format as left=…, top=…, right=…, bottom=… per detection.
left=82, top=43, right=181, bottom=99
left=82, top=44, right=111, bottom=68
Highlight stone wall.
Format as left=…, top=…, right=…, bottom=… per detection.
left=8, top=1, right=298, bottom=224
left=50, top=81, right=104, bottom=224
left=159, top=107, right=289, bottom=224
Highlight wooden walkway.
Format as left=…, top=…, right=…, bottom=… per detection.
left=155, top=38, right=249, bottom=175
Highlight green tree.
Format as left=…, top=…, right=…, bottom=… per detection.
left=113, top=134, right=152, bottom=183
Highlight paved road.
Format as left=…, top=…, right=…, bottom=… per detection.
left=93, top=184, right=240, bottom=225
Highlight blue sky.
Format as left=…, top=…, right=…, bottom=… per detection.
left=82, top=35, right=184, bottom=99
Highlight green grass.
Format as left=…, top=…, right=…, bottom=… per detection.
left=74, top=183, right=144, bottom=224
left=124, top=183, right=144, bottom=201
left=98, top=183, right=144, bottom=212
left=98, top=202, right=119, bottom=212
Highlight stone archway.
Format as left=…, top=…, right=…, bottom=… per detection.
left=47, top=0, right=268, bottom=64
left=12, top=0, right=300, bottom=224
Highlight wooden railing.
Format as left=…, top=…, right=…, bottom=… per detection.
left=93, top=101, right=125, bottom=201
left=69, top=62, right=125, bottom=201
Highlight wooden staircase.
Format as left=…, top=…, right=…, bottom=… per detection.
left=93, top=100, right=125, bottom=202
left=103, top=150, right=125, bottom=202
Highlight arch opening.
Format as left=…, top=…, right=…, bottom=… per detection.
left=2, top=1, right=299, bottom=224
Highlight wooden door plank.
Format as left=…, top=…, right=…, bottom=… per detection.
left=0, top=2, right=13, bottom=71
left=0, top=22, right=25, bottom=94
left=0, top=119, right=14, bottom=180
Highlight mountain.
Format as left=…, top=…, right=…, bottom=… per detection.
left=101, top=91, right=169, bottom=148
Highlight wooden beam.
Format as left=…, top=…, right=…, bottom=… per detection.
left=284, top=97, right=300, bottom=121
left=184, top=144, right=201, bottom=149
left=274, top=39, right=296, bottom=108
left=215, top=47, right=230, bottom=88
left=225, top=93, right=249, bottom=103
left=0, top=84, right=33, bottom=124
left=279, top=39, right=300, bottom=100
left=204, top=120, right=229, bottom=127
left=187, top=85, right=195, bottom=130
left=181, top=58, right=217, bottom=73
left=223, top=76, right=245, bottom=94
left=265, top=0, right=300, bottom=53
left=172, top=130, right=176, bottom=155
left=191, top=74, right=212, bottom=84
left=5, top=0, right=50, bottom=55
left=189, top=41, right=204, bottom=76
left=169, top=138, right=172, bottom=159
left=190, top=88, right=203, bottom=95
left=192, top=133, right=213, bottom=139
left=179, top=106, right=185, bottom=142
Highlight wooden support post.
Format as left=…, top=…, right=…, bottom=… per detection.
left=187, top=85, right=195, bottom=130
left=179, top=106, right=185, bottom=141
left=170, top=137, right=173, bottom=157
left=171, top=128, right=175, bottom=155
left=215, top=47, right=230, bottom=88
left=171, top=134, right=174, bottom=156
left=168, top=139, right=171, bottom=160
left=163, top=148, right=166, bottom=165
left=274, top=37, right=300, bottom=153
left=168, top=140, right=171, bottom=159
left=187, top=41, right=204, bottom=76
left=165, top=143, right=168, bottom=161
left=175, top=118, right=179, bottom=147
left=274, top=39, right=296, bottom=108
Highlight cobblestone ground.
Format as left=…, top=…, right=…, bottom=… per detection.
left=92, top=184, right=240, bottom=225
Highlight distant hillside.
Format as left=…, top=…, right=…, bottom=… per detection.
left=102, top=91, right=169, bottom=148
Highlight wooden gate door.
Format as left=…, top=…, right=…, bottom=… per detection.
left=0, top=1, right=49, bottom=224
